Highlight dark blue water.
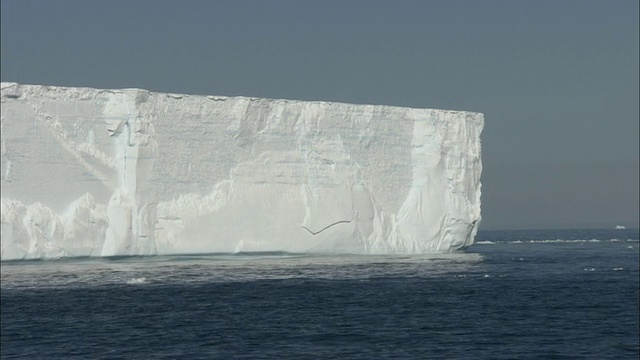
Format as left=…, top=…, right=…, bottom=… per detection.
left=2, top=229, right=638, bottom=359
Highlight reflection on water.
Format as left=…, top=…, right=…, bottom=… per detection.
left=0, top=253, right=483, bottom=290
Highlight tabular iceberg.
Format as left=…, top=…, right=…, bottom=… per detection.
left=0, top=83, right=483, bottom=260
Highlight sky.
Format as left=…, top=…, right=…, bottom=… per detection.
left=1, top=0, right=638, bottom=229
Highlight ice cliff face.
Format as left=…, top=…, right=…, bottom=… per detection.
left=0, top=82, right=483, bottom=260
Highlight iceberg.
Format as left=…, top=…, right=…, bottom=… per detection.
left=0, top=83, right=483, bottom=260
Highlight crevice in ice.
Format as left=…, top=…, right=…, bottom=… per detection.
left=301, top=218, right=354, bottom=235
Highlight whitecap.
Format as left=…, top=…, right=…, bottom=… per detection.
left=126, top=277, right=147, bottom=284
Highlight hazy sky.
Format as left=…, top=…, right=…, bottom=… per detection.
left=2, top=0, right=638, bottom=229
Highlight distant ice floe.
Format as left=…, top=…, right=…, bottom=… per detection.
left=475, top=239, right=639, bottom=245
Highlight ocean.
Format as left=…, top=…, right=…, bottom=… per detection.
left=1, top=228, right=638, bottom=359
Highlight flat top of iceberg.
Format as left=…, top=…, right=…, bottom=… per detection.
left=0, top=82, right=483, bottom=117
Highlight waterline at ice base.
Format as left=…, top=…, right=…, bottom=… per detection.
left=0, top=83, right=483, bottom=260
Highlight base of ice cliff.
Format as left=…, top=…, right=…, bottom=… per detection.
left=0, top=83, right=483, bottom=260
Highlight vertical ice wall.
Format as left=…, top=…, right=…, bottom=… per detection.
left=0, top=83, right=483, bottom=260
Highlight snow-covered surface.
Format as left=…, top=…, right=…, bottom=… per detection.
left=0, top=83, right=483, bottom=260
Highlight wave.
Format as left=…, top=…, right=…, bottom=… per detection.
left=0, top=252, right=484, bottom=290
left=0, top=251, right=310, bottom=264
left=125, top=277, right=147, bottom=284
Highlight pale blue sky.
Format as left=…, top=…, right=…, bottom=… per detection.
left=2, top=0, right=638, bottom=229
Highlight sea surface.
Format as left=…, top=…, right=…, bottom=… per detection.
left=1, top=228, right=638, bottom=359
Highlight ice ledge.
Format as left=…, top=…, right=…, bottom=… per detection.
left=0, top=82, right=484, bottom=119
left=1, top=83, right=483, bottom=260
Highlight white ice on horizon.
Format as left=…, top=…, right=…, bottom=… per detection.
left=0, top=83, right=483, bottom=260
